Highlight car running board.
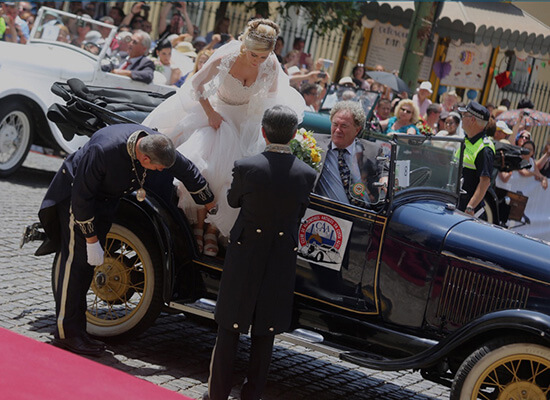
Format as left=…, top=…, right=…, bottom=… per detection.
left=169, top=298, right=354, bottom=359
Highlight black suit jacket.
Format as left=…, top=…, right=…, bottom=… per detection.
left=214, top=151, right=316, bottom=335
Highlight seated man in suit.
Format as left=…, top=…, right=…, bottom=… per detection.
left=111, top=30, right=155, bottom=84
left=315, top=101, right=379, bottom=207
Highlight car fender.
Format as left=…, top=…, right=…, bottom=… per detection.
left=341, top=309, right=550, bottom=371
left=116, top=196, right=177, bottom=304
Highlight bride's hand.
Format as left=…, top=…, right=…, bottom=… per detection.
left=207, top=111, right=223, bottom=130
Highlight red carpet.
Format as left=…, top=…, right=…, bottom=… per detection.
left=0, top=328, right=192, bottom=400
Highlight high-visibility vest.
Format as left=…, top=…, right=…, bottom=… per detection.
left=463, top=136, right=495, bottom=170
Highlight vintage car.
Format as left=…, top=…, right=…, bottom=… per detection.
left=0, top=7, right=174, bottom=178
left=22, top=79, right=550, bottom=400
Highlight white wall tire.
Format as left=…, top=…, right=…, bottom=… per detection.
left=0, top=102, right=33, bottom=177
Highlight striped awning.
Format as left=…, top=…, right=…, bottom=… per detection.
left=361, top=1, right=550, bottom=55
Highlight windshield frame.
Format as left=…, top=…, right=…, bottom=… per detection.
left=29, top=6, right=117, bottom=61
left=384, top=133, right=465, bottom=206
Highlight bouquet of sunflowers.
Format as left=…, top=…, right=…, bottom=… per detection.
left=289, top=128, right=323, bottom=172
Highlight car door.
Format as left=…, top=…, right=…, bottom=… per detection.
left=293, top=137, right=390, bottom=322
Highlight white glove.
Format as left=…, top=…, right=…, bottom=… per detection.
left=86, top=241, right=105, bottom=266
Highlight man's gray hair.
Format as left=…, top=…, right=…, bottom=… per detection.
left=134, top=30, right=151, bottom=53
left=330, top=101, right=366, bottom=129
left=138, top=133, right=176, bottom=167
left=262, top=105, right=298, bottom=144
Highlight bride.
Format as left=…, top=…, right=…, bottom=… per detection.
left=144, top=19, right=306, bottom=256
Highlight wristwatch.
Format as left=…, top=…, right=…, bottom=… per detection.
left=465, top=206, right=475, bottom=213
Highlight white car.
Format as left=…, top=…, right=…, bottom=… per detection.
left=0, top=7, right=174, bottom=177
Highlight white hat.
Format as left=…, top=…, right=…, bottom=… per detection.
left=287, top=66, right=300, bottom=76
left=175, top=41, right=197, bottom=58
left=496, top=120, right=512, bottom=135
left=417, top=81, right=433, bottom=94
left=338, top=76, right=354, bottom=86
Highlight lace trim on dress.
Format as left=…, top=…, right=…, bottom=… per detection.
left=190, top=40, right=277, bottom=118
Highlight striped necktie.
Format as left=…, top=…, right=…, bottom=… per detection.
left=337, top=148, right=363, bottom=207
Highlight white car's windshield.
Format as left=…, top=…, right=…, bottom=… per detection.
left=30, top=7, right=116, bottom=57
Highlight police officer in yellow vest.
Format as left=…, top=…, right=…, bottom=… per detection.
left=457, top=101, right=495, bottom=216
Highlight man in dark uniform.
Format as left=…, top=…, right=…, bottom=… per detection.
left=457, top=101, right=495, bottom=216
left=39, top=123, right=215, bottom=356
left=204, top=106, right=317, bottom=400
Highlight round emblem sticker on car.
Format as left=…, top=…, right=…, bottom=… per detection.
left=297, top=212, right=352, bottom=269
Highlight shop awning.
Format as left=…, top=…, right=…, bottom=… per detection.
left=362, top=1, right=550, bottom=55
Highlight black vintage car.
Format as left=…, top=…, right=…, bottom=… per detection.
left=24, top=83, right=550, bottom=400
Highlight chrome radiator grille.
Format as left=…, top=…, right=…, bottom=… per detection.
left=436, top=265, right=530, bottom=326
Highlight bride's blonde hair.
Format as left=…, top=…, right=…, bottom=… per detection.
left=240, top=18, right=280, bottom=52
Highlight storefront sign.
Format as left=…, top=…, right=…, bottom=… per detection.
left=440, top=40, right=492, bottom=89
left=365, top=22, right=436, bottom=81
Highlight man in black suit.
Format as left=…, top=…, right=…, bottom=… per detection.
left=39, top=124, right=215, bottom=356
left=111, top=30, right=155, bottom=84
left=204, top=105, right=317, bottom=400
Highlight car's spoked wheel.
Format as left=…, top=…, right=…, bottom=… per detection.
left=0, top=103, right=33, bottom=177
left=451, top=338, right=550, bottom=400
left=85, top=223, right=163, bottom=339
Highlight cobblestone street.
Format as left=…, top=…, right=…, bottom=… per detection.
left=0, top=152, right=450, bottom=400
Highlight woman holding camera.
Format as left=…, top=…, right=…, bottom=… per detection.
left=144, top=19, right=306, bottom=256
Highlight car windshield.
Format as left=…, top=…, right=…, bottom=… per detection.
left=389, top=134, right=464, bottom=198
left=321, top=86, right=380, bottom=122
left=30, top=7, right=116, bottom=57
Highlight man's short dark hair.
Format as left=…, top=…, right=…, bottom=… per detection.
left=499, top=98, right=511, bottom=109
left=517, top=97, right=534, bottom=110
left=262, top=105, right=298, bottom=145
left=138, top=133, right=176, bottom=167
left=300, top=82, right=317, bottom=96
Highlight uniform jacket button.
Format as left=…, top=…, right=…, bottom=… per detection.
left=269, top=327, right=274, bottom=332
left=237, top=241, right=242, bottom=245
left=279, top=232, right=284, bottom=236
left=293, top=247, right=298, bottom=251
left=62, top=168, right=66, bottom=174
left=256, top=228, right=262, bottom=234
left=228, top=238, right=231, bottom=244
left=233, top=323, right=239, bottom=329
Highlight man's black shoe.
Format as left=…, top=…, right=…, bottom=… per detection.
left=51, top=336, right=104, bottom=357
left=83, top=333, right=106, bottom=349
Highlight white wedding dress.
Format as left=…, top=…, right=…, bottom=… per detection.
left=143, top=40, right=306, bottom=236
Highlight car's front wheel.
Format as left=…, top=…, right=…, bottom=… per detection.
left=52, top=222, right=164, bottom=340
left=450, top=336, right=550, bottom=400
left=0, top=101, right=33, bottom=177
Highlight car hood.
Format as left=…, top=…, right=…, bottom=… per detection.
left=0, top=41, right=96, bottom=82
left=389, top=200, right=550, bottom=284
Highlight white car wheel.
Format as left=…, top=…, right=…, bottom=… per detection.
left=0, top=102, right=33, bottom=177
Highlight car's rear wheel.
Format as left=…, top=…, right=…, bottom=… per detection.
left=0, top=102, right=33, bottom=177
left=450, top=336, right=550, bottom=400
left=52, top=222, right=164, bottom=340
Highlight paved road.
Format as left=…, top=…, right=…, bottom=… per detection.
left=0, top=152, right=450, bottom=400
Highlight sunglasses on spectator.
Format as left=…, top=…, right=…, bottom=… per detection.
left=519, top=135, right=530, bottom=140
left=400, top=108, right=412, bottom=114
